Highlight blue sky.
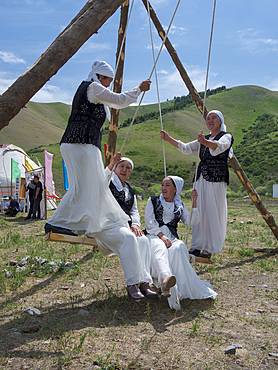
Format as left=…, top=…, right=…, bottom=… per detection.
left=1, top=0, right=278, bottom=105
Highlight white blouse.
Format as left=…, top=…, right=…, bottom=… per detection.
left=178, top=133, right=233, bottom=157
left=87, top=81, right=141, bottom=109
left=145, top=197, right=199, bottom=237
left=104, top=169, right=141, bottom=226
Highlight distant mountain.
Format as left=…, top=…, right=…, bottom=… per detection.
left=1, top=85, right=277, bottom=195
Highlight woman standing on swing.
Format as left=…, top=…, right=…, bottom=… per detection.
left=45, top=60, right=151, bottom=300
left=160, top=110, right=234, bottom=258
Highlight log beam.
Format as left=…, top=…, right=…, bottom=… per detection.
left=0, top=0, right=126, bottom=130
left=105, top=0, right=129, bottom=166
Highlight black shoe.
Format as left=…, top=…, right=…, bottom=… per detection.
left=44, top=223, right=78, bottom=236
left=139, top=282, right=158, bottom=299
left=199, top=251, right=212, bottom=259
left=189, top=249, right=201, bottom=256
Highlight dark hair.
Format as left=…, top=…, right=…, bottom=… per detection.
left=168, top=177, right=176, bottom=189
left=34, top=175, right=39, bottom=179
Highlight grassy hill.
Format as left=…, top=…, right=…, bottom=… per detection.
left=1, top=85, right=278, bottom=195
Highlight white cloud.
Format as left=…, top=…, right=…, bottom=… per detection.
left=163, top=24, right=187, bottom=36
left=79, top=41, right=113, bottom=53
left=0, top=76, right=16, bottom=93
left=0, top=51, right=26, bottom=64
left=265, top=79, right=278, bottom=92
left=237, top=29, right=278, bottom=54
left=31, top=84, right=72, bottom=104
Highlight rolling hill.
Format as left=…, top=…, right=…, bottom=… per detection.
left=1, top=85, right=278, bottom=195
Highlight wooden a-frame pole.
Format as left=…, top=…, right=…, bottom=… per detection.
left=142, top=0, right=278, bottom=241
left=105, top=0, right=130, bottom=167
left=0, top=0, right=126, bottom=130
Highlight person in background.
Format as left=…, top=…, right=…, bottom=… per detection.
left=45, top=60, right=152, bottom=300
left=25, top=176, right=36, bottom=220
left=160, top=110, right=234, bottom=258
left=32, top=175, right=43, bottom=220
left=5, top=196, right=20, bottom=217
left=105, top=154, right=158, bottom=299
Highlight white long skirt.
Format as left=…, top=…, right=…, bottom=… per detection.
left=191, top=175, right=227, bottom=254
left=48, top=144, right=144, bottom=285
left=147, top=225, right=217, bottom=309
left=48, top=143, right=130, bottom=234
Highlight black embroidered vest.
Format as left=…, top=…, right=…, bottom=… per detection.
left=196, top=131, right=234, bottom=184
left=150, top=196, right=183, bottom=239
left=60, top=81, right=106, bottom=150
left=109, top=181, right=135, bottom=226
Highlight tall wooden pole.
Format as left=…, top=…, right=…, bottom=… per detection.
left=0, top=0, right=126, bottom=130
left=105, top=0, right=129, bottom=166
left=142, top=0, right=278, bottom=241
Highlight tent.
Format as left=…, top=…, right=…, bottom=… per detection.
left=0, top=144, right=56, bottom=216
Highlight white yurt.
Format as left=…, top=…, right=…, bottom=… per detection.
left=0, top=144, right=56, bottom=217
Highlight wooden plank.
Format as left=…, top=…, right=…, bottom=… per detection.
left=253, top=247, right=278, bottom=254
left=195, top=257, right=214, bottom=265
left=46, top=232, right=98, bottom=249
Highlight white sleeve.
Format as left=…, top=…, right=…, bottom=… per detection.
left=178, top=140, right=199, bottom=155
left=130, top=195, right=141, bottom=226
left=209, top=133, right=232, bottom=156
left=145, top=198, right=161, bottom=236
left=180, top=206, right=199, bottom=226
left=104, top=166, right=112, bottom=181
left=87, top=82, right=141, bottom=109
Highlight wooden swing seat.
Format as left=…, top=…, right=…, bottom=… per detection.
left=46, top=232, right=213, bottom=263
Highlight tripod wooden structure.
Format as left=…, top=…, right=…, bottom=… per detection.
left=0, top=0, right=277, bottom=242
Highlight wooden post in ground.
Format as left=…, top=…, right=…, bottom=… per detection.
left=0, top=0, right=125, bottom=130
left=105, top=0, right=129, bottom=166
left=142, top=0, right=278, bottom=241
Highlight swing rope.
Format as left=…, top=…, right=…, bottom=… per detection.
left=186, top=0, right=217, bottom=246
left=120, top=0, right=182, bottom=154
left=146, top=0, right=167, bottom=177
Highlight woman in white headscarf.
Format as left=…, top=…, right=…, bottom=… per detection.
left=160, top=110, right=234, bottom=258
left=45, top=61, right=151, bottom=300
left=104, top=155, right=157, bottom=299
left=145, top=176, right=217, bottom=310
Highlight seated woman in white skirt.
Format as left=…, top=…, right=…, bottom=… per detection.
left=145, top=175, right=217, bottom=309
left=105, top=155, right=157, bottom=299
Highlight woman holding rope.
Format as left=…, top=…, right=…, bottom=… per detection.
left=45, top=60, right=151, bottom=300
left=160, top=110, right=233, bottom=259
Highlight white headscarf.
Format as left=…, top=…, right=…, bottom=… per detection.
left=160, top=175, right=184, bottom=208
left=207, top=110, right=233, bottom=158
left=86, top=60, right=114, bottom=82
left=207, top=110, right=226, bottom=132
left=86, top=61, right=115, bottom=121
left=117, top=157, right=134, bottom=170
